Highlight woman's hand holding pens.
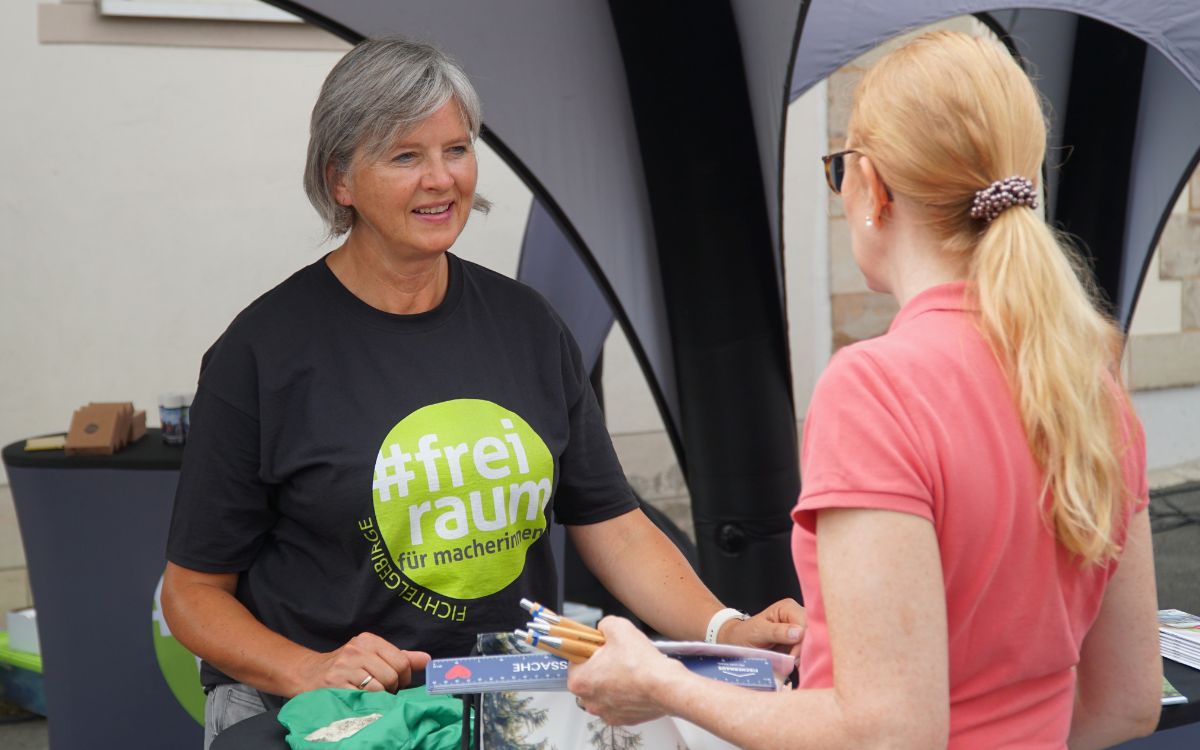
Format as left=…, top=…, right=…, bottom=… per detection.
left=521, top=597, right=804, bottom=725
left=567, top=616, right=685, bottom=725
left=516, top=596, right=805, bottom=662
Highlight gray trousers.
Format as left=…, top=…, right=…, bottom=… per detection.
left=203, top=683, right=267, bottom=749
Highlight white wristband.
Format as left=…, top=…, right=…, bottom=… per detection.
left=705, top=607, right=749, bottom=644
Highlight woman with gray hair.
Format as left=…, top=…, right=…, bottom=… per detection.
left=160, top=35, right=803, bottom=747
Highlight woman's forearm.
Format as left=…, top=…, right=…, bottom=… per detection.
left=659, top=673, right=921, bottom=750
left=567, top=510, right=723, bottom=640
left=1067, top=510, right=1162, bottom=748
left=571, top=621, right=939, bottom=750
left=161, top=563, right=317, bottom=697
left=1068, top=683, right=1160, bottom=749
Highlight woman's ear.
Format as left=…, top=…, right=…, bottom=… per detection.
left=856, top=155, right=891, bottom=223
left=329, top=164, right=352, bottom=207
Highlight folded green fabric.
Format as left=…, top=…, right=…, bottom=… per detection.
left=278, top=686, right=466, bottom=749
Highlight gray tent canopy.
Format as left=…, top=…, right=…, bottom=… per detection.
left=268, top=0, right=1200, bottom=610
left=516, top=200, right=613, bottom=374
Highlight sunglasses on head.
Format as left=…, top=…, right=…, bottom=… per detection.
left=820, top=149, right=858, bottom=194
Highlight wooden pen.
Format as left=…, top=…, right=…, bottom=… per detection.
left=526, top=619, right=606, bottom=646
left=519, top=598, right=605, bottom=640
left=514, top=629, right=594, bottom=664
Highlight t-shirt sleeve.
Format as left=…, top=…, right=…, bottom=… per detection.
left=165, top=336, right=278, bottom=572
left=793, top=346, right=935, bottom=525
left=1120, top=397, right=1150, bottom=514
left=550, top=326, right=639, bottom=526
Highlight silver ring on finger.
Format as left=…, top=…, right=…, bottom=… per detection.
left=357, top=674, right=374, bottom=690
left=575, top=696, right=585, bottom=711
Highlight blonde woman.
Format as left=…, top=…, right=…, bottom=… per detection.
left=568, top=30, right=1162, bottom=749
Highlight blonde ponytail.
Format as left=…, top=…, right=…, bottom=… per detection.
left=972, top=208, right=1128, bottom=564
left=849, top=30, right=1136, bottom=565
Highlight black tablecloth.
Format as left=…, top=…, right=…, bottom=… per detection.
left=1162, top=658, right=1200, bottom=730
left=3, top=428, right=183, bottom=471
left=3, top=429, right=200, bottom=748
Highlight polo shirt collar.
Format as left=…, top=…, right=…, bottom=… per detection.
left=889, top=280, right=973, bottom=333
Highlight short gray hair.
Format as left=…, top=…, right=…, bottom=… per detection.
left=304, top=36, right=491, bottom=237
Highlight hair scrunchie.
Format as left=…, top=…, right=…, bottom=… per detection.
left=969, top=176, right=1038, bottom=223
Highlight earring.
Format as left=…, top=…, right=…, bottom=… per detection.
left=865, top=215, right=874, bottom=227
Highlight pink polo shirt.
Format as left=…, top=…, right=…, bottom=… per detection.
left=791, top=282, right=1147, bottom=749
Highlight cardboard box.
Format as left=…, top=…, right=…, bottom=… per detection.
left=6, top=607, right=39, bottom=656
left=65, top=404, right=122, bottom=455
left=130, top=409, right=147, bottom=442
left=64, top=402, right=144, bottom=455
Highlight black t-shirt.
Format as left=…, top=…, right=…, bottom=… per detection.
left=166, top=253, right=637, bottom=690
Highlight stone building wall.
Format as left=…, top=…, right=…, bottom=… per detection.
left=1125, top=174, right=1200, bottom=391
left=824, top=21, right=980, bottom=352
left=610, top=430, right=694, bottom=540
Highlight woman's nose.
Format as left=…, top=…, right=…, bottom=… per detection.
left=421, top=157, right=454, bottom=190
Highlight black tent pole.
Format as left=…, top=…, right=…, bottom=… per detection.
left=1053, top=17, right=1146, bottom=313
left=608, top=0, right=802, bottom=611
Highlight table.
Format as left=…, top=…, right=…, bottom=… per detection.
left=3, top=432, right=201, bottom=749
left=212, top=658, right=1200, bottom=749
left=1160, top=658, right=1200, bottom=730
left=6, top=431, right=1198, bottom=747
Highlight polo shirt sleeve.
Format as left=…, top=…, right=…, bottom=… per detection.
left=794, top=346, right=935, bottom=525
left=1120, top=398, right=1150, bottom=514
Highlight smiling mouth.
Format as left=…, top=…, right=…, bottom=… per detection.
left=414, top=203, right=452, bottom=215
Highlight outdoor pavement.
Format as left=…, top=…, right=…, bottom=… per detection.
left=1, top=467, right=1198, bottom=747
left=1147, top=480, right=1200, bottom=618
left=0, top=712, right=47, bottom=749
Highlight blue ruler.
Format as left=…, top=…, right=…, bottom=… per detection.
left=426, top=653, right=776, bottom=694
left=427, top=654, right=569, bottom=694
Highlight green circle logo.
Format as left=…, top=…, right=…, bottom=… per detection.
left=152, top=576, right=205, bottom=724
left=372, top=399, right=553, bottom=600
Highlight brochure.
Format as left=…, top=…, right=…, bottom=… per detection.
left=1159, top=609, right=1200, bottom=671
left=1162, top=675, right=1187, bottom=706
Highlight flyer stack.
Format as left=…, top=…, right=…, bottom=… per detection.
left=1158, top=609, right=1200, bottom=670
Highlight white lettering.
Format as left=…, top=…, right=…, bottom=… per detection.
left=443, top=443, right=469, bottom=488
left=503, top=424, right=530, bottom=475
left=408, top=501, right=432, bottom=545
left=433, top=496, right=469, bottom=540
left=469, top=486, right=508, bottom=532
left=509, top=479, right=553, bottom=522
left=511, top=660, right=568, bottom=673
left=473, top=437, right=510, bottom=480
left=373, top=445, right=416, bottom=501
left=415, top=434, right=442, bottom=492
